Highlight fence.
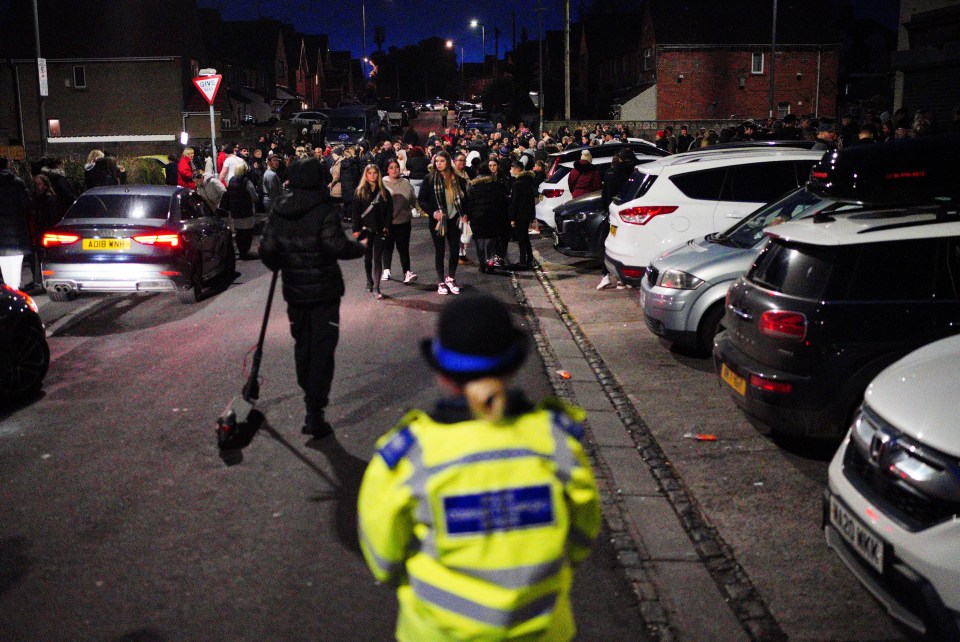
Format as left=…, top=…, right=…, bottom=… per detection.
left=543, top=119, right=747, bottom=140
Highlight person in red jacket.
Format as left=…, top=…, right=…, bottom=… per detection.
left=566, top=150, right=602, bottom=199
left=177, top=148, right=197, bottom=189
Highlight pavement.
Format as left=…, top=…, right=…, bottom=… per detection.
left=508, top=257, right=754, bottom=642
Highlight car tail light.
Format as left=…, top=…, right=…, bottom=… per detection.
left=622, top=267, right=645, bottom=279
left=547, top=158, right=559, bottom=177
left=618, top=206, right=678, bottom=225
left=749, top=374, right=792, bottom=394
left=542, top=189, right=564, bottom=198
left=133, top=233, right=181, bottom=247
left=758, top=310, right=806, bottom=340
left=41, top=233, right=80, bottom=247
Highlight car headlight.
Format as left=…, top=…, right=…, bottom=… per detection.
left=659, top=269, right=704, bottom=290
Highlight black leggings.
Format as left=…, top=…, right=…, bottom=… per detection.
left=381, top=221, right=412, bottom=274
left=363, top=235, right=385, bottom=291
left=428, top=216, right=460, bottom=282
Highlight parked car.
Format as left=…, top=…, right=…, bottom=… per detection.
left=538, top=150, right=662, bottom=230
left=463, top=119, right=496, bottom=135
left=0, top=281, right=49, bottom=399
left=604, top=147, right=822, bottom=287
left=825, top=333, right=960, bottom=640
left=290, top=111, right=328, bottom=130
left=640, top=187, right=859, bottom=354
left=326, top=105, right=379, bottom=146
left=41, top=185, right=235, bottom=304
left=551, top=192, right=608, bottom=258
left=714, top=135, right=960, bottom=438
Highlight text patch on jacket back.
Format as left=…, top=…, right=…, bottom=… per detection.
left=443, top=485, right=554, bottom=535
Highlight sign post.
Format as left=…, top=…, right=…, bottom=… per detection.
left=192, top=69, right=222, bottom=157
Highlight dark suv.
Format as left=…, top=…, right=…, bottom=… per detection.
left=714, top=136, right=960, bottom=437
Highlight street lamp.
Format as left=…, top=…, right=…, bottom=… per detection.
left=469, top=19, right=485, bottom=73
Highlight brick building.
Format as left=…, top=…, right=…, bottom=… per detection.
left=619, top=0, right=840, bottom=122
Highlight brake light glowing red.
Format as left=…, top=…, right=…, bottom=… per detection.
left=811, top=171, right=829, bottom=180
left=622, top=267, right=645, bottom=279
left=618, top=206, right=678, bottom=225
left=749, top=374, right=792, bottom=394
left=133, top=234, right=180, bottom=247
left=542, top=189, right=564, bottom=198
left=758, top=310, right=806, bottom=340
left=884, top=170, right=925, bottom=180
left=41, top=233, right=80, bottom=247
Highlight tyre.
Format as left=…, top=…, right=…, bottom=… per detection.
left=1, top=323, right=50, bottom=397
left=176, top=264, right=203, bottom=304
left=697, top=302, right=726, bottom=356
left=47, top=288, right=77, bottom=303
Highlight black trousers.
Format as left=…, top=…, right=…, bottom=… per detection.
left=514, top=225, right=533, bottom=266
left=474, top=237, right=497, bottom=264
left=381, top=221, right=412, bottom=274
left=235, top=228, right=254, bottom=258
left=287, top=300, right=340, bottom=418
left=428, top=216, right=460, bottom=282
left=363, top=235, right=385, bottom=291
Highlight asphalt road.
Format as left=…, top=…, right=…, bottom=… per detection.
left=0, top=225, right=647, bottom=641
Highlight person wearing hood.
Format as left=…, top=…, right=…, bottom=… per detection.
left=595, top=149, right=638, bottom=290
left=508, top=161, right=537, bottom=270
left=0, top=157, right=32, bottom=289
left=566, top=151, right=602, bottom=199
left=467, top=159, right=510, bottom=272
left=259, top=157, right=366, bottom=439
left=195, top=171, right=227, bottom=213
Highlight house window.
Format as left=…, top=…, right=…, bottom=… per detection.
left=643, top=48, right=653, bottom=71
left=48, top=119, right=61, bottom=137
left=778, top=102, right=791, bottom=119
left=751, top=52, right=764, bottom=74
left=73, top=66, right=86, bottom=89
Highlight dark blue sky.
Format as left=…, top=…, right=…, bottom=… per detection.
left=195, top=0, right=899, bottom=64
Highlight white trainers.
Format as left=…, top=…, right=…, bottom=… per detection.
left=403, top=270, right=418, bottom=284
left=437, top=282, right=449, bottom=295
left=596, top=274, right=611, bottom=290
left=381, top=269, right=391, bottom=281
left=444, top=276, right=461, bottom=295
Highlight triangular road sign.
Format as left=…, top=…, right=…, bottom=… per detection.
left=192, top=75, right=223, bottom=105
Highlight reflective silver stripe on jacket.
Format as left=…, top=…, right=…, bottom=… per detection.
left=549, top=424, right=578, bottom=485
left=359, top=530, right=406, bottom=578
left=448, top=559, right=563, bottom=589
left=410, top=576, right=558, bottom=627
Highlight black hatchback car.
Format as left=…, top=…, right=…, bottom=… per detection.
left=41, top=185, right=234, bottom=304
left=714, top=136, right=960, bottom=437
left=0, top=281, right=49, bottom=399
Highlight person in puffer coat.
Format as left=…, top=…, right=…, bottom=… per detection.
left=566, top=150, right=602, bottom=199
left=259, top=158, right=366, bottom=439
left=467, top=161, right=509, bottom=272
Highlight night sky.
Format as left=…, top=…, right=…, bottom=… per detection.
left=195, top=0, right=900, bottom=64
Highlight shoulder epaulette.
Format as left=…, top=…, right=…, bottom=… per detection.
left=538, top=397, right=586, bottom=441
left=377, top=409, right=424, bottom=469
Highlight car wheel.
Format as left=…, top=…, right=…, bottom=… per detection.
left=47, top=288, right=77, bottom=303
left=176, top=264, right=203, bottom=304
left=697, top=302, right=726, bottom=356
left=1, top=323, right=50, bottom=397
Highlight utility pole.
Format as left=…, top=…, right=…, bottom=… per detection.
left=361, top=0, right=367, bottom=77
left=537, top=0, right=544, bottom=135
left=493, top=27, right=500, bottom=77
left=31, top=0, right=47, bottom=156
left=564, top=0, right=570, bottom=121
left=768, top=0, right=778, bottom=120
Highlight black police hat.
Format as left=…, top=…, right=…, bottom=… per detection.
left=421, top=294, right=528, bottom=382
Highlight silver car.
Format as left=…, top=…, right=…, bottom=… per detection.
left=639, top=188, right=853, bottom=354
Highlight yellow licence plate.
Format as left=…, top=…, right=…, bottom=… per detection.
left=609, top=224, right=617, bottom=237
left=82, top=238, right=130, bottom=251
left=720, top=363, right=746, bottom=396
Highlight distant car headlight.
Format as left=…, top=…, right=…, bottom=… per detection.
left=659, top=269, right=704, bottom=290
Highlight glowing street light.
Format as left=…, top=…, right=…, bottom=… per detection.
left=469, top=19, right=485, bottom=71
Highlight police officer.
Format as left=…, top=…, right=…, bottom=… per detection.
left=358, top=293, right=601, bottom=641
left=259, top=157, right=366, bottom=438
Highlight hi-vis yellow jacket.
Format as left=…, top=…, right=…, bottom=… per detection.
left=358, top=397, right=601, bottom=642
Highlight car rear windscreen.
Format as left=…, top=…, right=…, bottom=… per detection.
left=616, top=171, right=657, bottom=203
left=65, top=194, right=171, bottom=220
left=544, top=166, right=571, bottom=184
left=748, top=240, right=838, bottom=299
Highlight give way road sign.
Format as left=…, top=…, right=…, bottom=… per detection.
left=192, top=75, right=223, bottom=105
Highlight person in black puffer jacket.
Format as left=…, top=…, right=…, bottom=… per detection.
left=259, top=157, right=366, bottom=438
left=467, top=165, right=509, bottom=272
left=350, top=163, right=393, bottom=299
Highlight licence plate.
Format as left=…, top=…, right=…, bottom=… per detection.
left=609, top=224, right=617, bottom=237
left=720, top=363, right=746, bottom=396
left=82, top=238, right=130, bottom=251
left=829, top=494, right=884, bottom=573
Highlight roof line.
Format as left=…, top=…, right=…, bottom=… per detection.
left=9, top=56, right=178, bottom=63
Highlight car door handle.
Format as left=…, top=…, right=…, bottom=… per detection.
left=730, top=305, right=753, bottom=321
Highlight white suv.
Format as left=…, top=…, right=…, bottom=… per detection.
left=604, top=147, right=822, bottom=286
left=826, top=334, right=960, bottom=639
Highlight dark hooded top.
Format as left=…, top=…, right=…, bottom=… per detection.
left=259, top=159, right=364, bottom=304
left=509, top=170, right=537, bottom=226
left=467, top=174, right=509, bottom=239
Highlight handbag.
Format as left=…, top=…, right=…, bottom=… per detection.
left=460, top=219, right=473, bottom=244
